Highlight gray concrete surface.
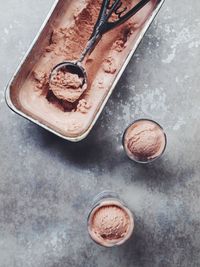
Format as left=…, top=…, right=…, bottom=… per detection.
left=0, top=0, right=200, bottom=266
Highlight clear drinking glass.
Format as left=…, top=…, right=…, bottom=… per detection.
left=123, top=119, right=167, bottom=164
left=87, top=191, right=134, bottom=247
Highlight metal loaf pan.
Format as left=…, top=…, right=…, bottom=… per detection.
left=5, top=0, right=165, bottom=142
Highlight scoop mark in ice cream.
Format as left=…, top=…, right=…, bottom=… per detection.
left=124, top=120, right=166, bottom=162
left=77, top=99, right=91, bottom=114
left=50, top=70, right=86, bottom=103
left=103, top=56, right=117, bottom=74
left=113, top=24, right=134, bottom=52
left=33, top=71, right=48, bottom=90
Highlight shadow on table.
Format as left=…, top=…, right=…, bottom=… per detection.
left=111, top=223, right=172, bottom=267
left=26, top=115, right=194, bottom=193
left=127, top=154, right=194, bottom=193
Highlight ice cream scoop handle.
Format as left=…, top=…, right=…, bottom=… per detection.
left=103, top=0, right=151, bottom=33
left=77, top=0, right=150, bottom=63
left=78, top=33, right=101, bottom=63
left=77, top=0, right=110, bottom=63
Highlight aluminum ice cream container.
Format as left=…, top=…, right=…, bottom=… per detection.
left=5, top=0, right=165, bottom=142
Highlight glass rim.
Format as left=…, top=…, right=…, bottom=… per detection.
left=122, top=118, right=167, bottom=164
left=87, top=192, right=134, bottom=248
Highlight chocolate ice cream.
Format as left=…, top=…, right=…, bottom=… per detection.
left=88, top=200, right=134, bottom=247
left=50, top=70, right=86, bottom=103
left=18, top=0, right=156, bottom=137
left=123, top=119, right=167, bottom=162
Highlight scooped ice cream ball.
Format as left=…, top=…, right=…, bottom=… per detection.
left=123, top=119, right=167, bottom=163
left=88, top=201, right=134, bottom=247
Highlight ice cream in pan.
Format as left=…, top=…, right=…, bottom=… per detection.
left=18, top=0, right=157, bottom=138
left=49, top=0, right=152, bottom=96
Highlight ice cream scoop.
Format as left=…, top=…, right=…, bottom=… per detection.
left=49, top=0, right=151, bottom=102
left=88, top=191, right=134, bottom=247
left=50, top=70, right=86, bottom=103
left=123, top=119, right=167, bottom=163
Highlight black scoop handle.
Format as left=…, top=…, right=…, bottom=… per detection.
left=78, top=0, right=151, bottom=63
left=102, top=0, right=151, bottom=33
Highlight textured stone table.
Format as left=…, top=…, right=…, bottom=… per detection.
left=0, top=0, right=200, bottom=266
